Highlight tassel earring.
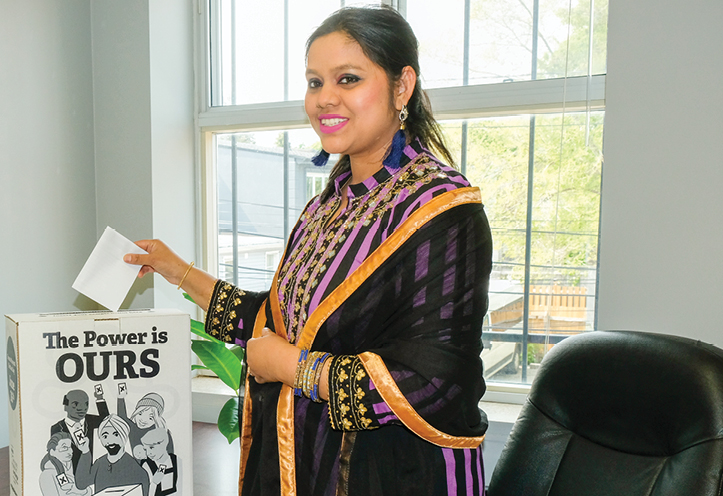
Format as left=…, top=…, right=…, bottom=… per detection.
left=382, top=129, right=407, bottom=169
left=311, top=149, right=330, bottom=167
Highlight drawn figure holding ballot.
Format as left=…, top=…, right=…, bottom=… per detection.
left=75, top=414, right=150, bottom=496
left=140, top=428, right=180, bottom=496
left=117, top=385, right=175, bottom=459
left=39, top=432, right=91, bottom=496
left=50, top=387, right=109, bottom=473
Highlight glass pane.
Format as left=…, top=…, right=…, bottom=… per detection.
left=446, top=111, right=603, bottom=383
left=405, top=0, right=608, bottom=88
left=211, top=0, right=380, bottom=106
left=216, top=128, right=333, bottom=290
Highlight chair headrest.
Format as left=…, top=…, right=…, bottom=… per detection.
left=529, top=330, right=723, bottom=456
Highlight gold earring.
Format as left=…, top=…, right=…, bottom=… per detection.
left=399, top=104, right=408, bottom=130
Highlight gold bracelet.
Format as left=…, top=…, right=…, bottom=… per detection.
left=177, top=261, right=195, bottom=290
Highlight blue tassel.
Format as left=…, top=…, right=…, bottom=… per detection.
left=311, top=149, right=330, bottom=167
left=382, top=130, right=407, bottom=169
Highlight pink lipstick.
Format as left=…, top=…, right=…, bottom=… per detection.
left=319, top=114, right=349, bottom=134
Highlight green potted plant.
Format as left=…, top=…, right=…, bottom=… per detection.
left=186, top=295, right=245, bottom=443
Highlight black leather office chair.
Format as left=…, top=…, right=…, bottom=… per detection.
left=487, top=330, right=723, bottom=496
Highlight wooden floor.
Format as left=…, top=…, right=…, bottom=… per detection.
left=0, top=421, right=241, bottom=496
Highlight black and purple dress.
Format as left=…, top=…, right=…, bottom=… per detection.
left=206, top=138, right=492, bottom=496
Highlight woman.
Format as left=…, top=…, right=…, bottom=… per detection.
left=125, top=6, right=492, bottom=495
left=117, top=388, right=175, bottom=460
left=39, top=432, right=91, bottom=496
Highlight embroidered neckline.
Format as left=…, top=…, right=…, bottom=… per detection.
left=332, top=139, right=424, bottom=199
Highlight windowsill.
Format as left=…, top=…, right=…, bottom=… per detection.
left=192, top=375, right=237, bottom=423
left=192, top=376, right=527, bottom=425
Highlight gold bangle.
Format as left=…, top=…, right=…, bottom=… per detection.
left=177, top=261, right=195, bottom=290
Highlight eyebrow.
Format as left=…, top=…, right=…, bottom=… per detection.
left=305, top=64, right=364, bottom=77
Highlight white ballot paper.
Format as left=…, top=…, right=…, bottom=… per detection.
left=72, top=226, right=147, bottom=311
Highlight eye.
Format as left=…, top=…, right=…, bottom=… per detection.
left=307, top=78, right=322, bottom=89
left=339, top=74, right=360, bottom=85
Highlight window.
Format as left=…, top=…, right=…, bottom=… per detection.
left=306, top=172, right=329, bottom=201
left=198, top=0, right=608, bottom=386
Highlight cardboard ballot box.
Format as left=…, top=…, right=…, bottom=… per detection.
left=6, top=309, right=192, bottom=496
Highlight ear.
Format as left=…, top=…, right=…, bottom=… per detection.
left=395, top=66, right=417, bottom=110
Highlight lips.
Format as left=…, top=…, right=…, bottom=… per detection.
left=319, top=114, right=348, bottom=134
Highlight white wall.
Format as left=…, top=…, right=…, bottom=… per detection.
left=0, top=0, right=98, bottom=448
left=91, top=0, right=197, bottom=312
left=597, top=0, right=723, bottom=345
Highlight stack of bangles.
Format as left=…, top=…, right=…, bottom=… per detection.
left=293, top=349, right=331, bottom=402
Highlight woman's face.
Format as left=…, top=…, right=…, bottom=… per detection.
left=305, top=31, right=400, bottom=165
left=134, top=407, right=155, bottom=429
left=50, top=439, right=73, bottom=463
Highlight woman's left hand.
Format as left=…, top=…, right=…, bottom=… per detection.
left=246, top=328, right=300, bottom=385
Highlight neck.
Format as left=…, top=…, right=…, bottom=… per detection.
left=107, top=452, right=123, bottom=464
left=347, top=127, right=399, bottom=184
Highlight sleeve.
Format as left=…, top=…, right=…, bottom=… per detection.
left=326, top=202, right=492, bottom=436
left=204, top=280, right=269, bottom=345
left=96, top=400, right=109, bottom=418
left=117, top=397, right=128, bottom=422
left=74, top=452, right=95, bottom=490
left=38, top=467, right=59, bottom=496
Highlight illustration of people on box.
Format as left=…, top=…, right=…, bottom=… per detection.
left=74, top=414, right=150, bottom=495
left=41, top=385, right=180, bottom=496
left=117, top=386, right=175, bottom=460
left=49, top=387, right=109, bottom=473
left=39, top=432, right=92, bottom=496
left=139, top=428, right=180, bottom=496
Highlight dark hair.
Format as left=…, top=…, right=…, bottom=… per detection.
left=306, top=5, right=454, bottom=202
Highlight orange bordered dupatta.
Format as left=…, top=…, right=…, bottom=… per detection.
left=238, top=186, right=492, bottom=495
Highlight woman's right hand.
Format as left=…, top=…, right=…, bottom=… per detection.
left=123, top=239, right=188, bottom=286
left=124, top=239, right=219, bottom=312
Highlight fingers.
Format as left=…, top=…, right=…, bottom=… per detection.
left=121, top=239, right=188, bottom=284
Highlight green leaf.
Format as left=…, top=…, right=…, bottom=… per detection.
left=191, top=365, right=209, bottom=371
left=217, top=396, right=240, bottom=444
left=183, top=292, right=196, bottom=304
left=229, top=345, right=245, bottom=362
left=190, top=319, right=224, bottom=344
left=191, top=340, right=242, bottom=391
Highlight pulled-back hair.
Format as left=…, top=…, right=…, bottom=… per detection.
left=307, top=5, right=454, bottom=202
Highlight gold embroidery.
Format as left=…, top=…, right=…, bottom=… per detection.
left=277, top=154, right=445, bottom=339
left=205, top=281, right=247, bottom=344
left=329, top=355, right=379, bottom=432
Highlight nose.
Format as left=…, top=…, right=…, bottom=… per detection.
left=316, top=83, right=339, bottom=109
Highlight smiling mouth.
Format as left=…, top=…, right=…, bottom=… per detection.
left=321, top=117, right=347, bottom=127
left=319, top=116, right=348, bottom=133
